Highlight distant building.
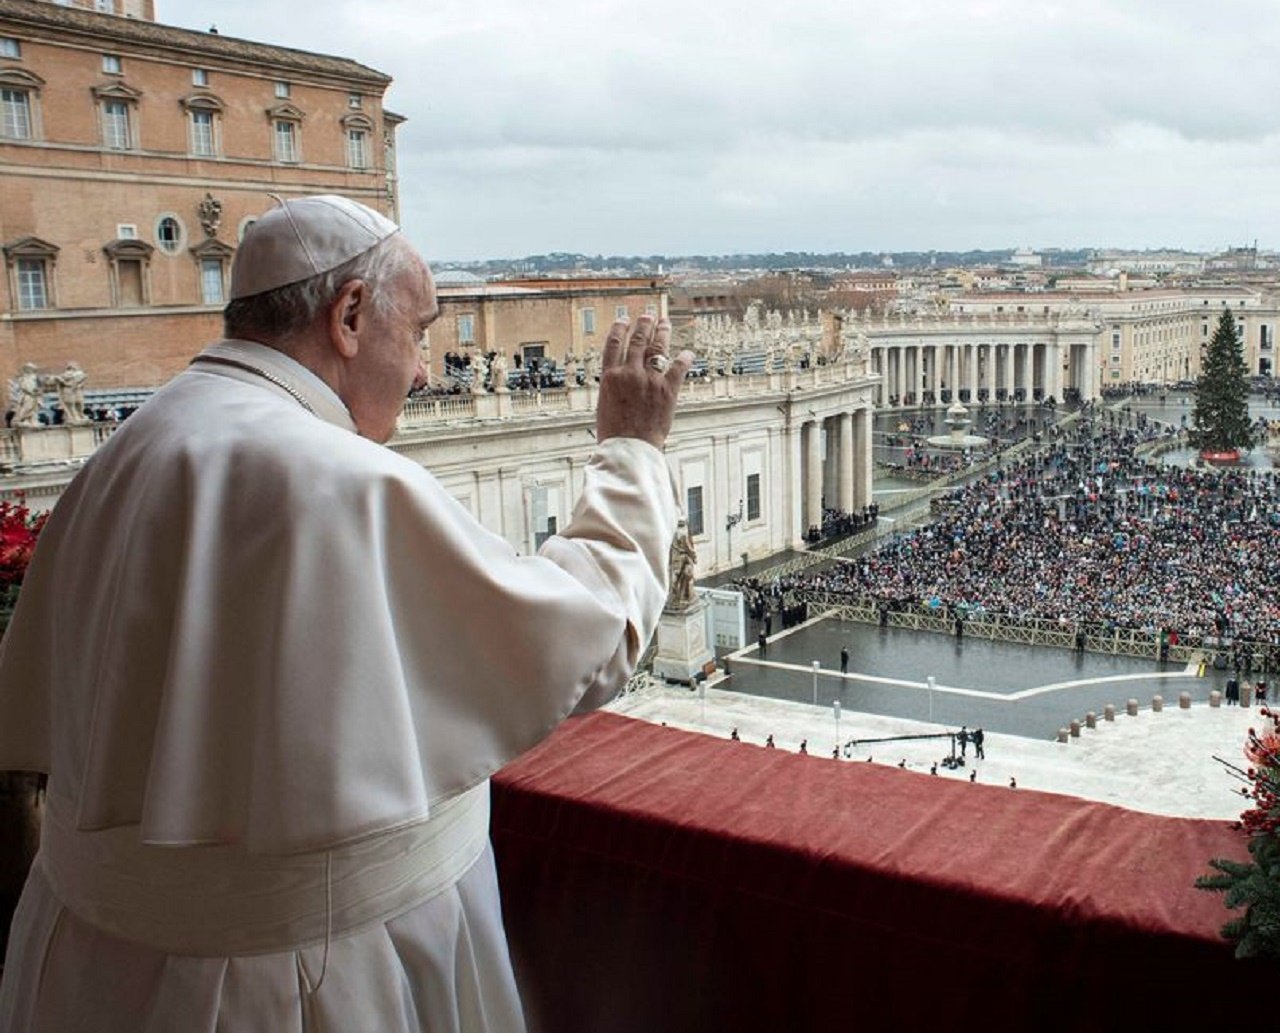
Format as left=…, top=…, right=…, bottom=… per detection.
left=430, top=277, right=668, bottom=376
left=0, top=0, right=401, bottom=387
left=951, top=285, right=1280, bottom=385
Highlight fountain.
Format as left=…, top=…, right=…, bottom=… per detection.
left=926, top=402, right=989, bottom=451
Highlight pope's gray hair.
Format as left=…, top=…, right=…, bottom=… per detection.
left=222, top=235, right=415, bottom=343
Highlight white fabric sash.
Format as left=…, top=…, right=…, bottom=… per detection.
left=37, top=782, right=491, bottom=957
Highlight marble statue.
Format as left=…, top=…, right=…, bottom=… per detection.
left=53, top=362, right=88, bottom=424
left=470, top=349, right=489, bottom=395
left=10, top=363, right=42, bottom=428
left=490, top=351, right=509, bottom=394
left=666, top=520, right=697, bottom=610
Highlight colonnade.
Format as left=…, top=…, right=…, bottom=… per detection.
left=799, top=408, right=871, bottom=534
left=870, top=339, right=1094, bottom=406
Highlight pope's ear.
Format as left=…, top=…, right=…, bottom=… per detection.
left=328, top=279, right=368, bottom=359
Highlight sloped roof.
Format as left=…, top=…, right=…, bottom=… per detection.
left=0, top=0, right=390, bottom=86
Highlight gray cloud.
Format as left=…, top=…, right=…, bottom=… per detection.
left=160, top=1, right=1280, bottom=257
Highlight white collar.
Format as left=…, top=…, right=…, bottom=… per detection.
left=193, top=340, right=357, bottom=434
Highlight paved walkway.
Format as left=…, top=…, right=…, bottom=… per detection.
left=720, top=613, right=1216, bottom=740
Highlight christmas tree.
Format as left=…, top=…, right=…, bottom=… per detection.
left=1190, top=308, right=1253, bottom=455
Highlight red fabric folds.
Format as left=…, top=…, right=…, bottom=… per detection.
left=492, top=712, right=1260, bottom=1033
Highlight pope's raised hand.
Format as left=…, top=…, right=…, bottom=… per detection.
left=596, top=315, right=693, bottom=449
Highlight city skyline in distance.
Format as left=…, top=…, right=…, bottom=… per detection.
left=156, top=0, right=1280, bottom=261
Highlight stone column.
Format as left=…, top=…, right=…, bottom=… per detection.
left=805, top=420, right=823, bottom=534
left=1002, top=343, right=1014, bottom=399
left=853, top=408, right=872, bottom=511
left=838, top=411, right=855, bottom=512
left=967, top=343, right=979, bottom=400
left=824, top=417, right=839, bottom=501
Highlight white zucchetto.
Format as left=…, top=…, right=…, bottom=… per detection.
left=229, top=195, right=400, bottom=301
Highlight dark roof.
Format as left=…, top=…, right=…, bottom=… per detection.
left=0, top=0, right=391, bottom=87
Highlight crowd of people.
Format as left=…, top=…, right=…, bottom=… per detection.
left=804, top=503, right=880, bottom=545
left=745, top=408, right=1280, bottom=654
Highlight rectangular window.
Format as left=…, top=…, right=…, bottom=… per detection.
left=348, top=92, right=362, bottom=109
left=116, top=259, right=144, bottom=306
left=746, top=473, right=761, bottom=521
left=686, top=486, right=704, bottom=537
left=457, top=313, right=475, bottom=344
left=1111, top=332, right=1121, bottom=349
left=645, top=304, right=657, bottom=316
left=200, top=259, right=224, bottom=305
left=190, top=110, right=215, bottom=156
left=102, top=101, right=130, bottom=150
left=0, top=38, right=19, bottom=58
left=274, top=81, right=290, bottom=98
left=1, top=88, right=31, bottom=139
left=615, top=305, right=628, bottom=320
left=346, top=129, right=367, bottom=169
left=16, top=259, right=47, bottom=310
left=273, top=120, right=297, bottom=162
left=581, top=307, right=596, bottom=334
left=95, top=0, right=114, bottom=11
left=102, top=54, right=122, bottom=74
left=192, top=68, right=208, bottom=87
left=116, top=223, right=137, bottom=239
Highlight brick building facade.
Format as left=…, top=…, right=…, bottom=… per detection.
left=430, top=276, right=668, bottom=376
left=0, top=0, right=401, bottom=387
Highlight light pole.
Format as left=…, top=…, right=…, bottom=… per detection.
left=811, top=660, right=820, bottom=707
left=833, top=699, right=841, bottom=755
left=927, top=675, right=936, bottom=723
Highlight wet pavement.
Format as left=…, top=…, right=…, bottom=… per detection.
left=719, top=615, right=1229, bottom=741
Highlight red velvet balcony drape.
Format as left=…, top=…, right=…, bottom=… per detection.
left=492, top=712, right=1259, bottom=1033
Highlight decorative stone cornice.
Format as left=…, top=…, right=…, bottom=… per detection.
left=102, top=238, right=154, bottom=260
left=179, top=91, right=224, bottom=113
left=90, top=80, right=142, bottom=103
left=3, top=235, right=58, bottom=262
left=189, top=237, right=233, bottom=260
left=265, top=101, right=304, bottom=123
left=340, top=112, right=374, bottom=131
left=0, top=66, right=43, bottom=89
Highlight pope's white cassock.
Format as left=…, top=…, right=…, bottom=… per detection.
left=0, top=339, right=678, bottom=1032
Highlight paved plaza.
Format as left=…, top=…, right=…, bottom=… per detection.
left=724, top=614, right=1217, bottom=740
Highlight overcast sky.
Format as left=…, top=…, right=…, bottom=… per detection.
left=158, top=1, right=1280, bottom=262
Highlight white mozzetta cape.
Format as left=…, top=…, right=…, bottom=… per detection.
left=0, top=341, right=678, bottom=855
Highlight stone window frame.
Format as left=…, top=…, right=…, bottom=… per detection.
left=91, top=80, right=142, bottom=151
left=267, top=101, right=304, bottom=163
left=154, top=212, right=185, bottom=255
left=181, top=91, right=224, bottom=157
left=342, top=112, right=373, bottom=170
left=190, top=238, right=234, bottom=307
left=0, top=37, right=20, bottom=59
left=4, top=236, right=59, bottom=311
left=0, top=68, right=44, bottom=142
left=102, top=237, right=154, bottom=308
